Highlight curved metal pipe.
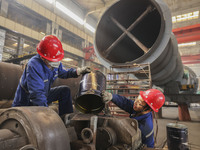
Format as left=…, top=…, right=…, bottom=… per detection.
left=94, top=0, right=197, bottom=90
left=75, top=71, right=106, bottom=114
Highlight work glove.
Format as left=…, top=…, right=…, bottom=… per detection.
left=102, top=91, right=113, bottom=103
left=77, top=66, right=91, bottom=76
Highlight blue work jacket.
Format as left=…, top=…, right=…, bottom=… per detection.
left=112, top=94, right=154, bottom=148
left=12, top=54, right=78, bottom=107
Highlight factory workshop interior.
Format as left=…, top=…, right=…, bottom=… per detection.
left=0, top=0, right=200, bottom=149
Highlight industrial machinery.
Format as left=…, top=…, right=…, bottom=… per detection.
left=0, top=106, right=144, bottom=150
left=0, top=70, right=144, bottom=150
left=0, top=66, right=144, bottom=150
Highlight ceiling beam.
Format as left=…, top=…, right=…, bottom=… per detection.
left=181, top=54, right=200, bottom=64
left=173, top=24, right=200, bottom=43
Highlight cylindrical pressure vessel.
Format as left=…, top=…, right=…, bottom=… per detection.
left=94, top=0, right=197, bottom=89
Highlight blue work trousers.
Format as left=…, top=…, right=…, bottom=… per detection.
left=47, top=85, right=73, bottom=116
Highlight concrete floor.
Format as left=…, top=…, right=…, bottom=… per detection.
left=154, top=106, right=200, bottom=150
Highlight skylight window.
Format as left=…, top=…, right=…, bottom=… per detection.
left=178, top=42, right=196, bottom=47
left=172, top=11, right=199, bottom=23
left=56, top=2, right=84, bottom=25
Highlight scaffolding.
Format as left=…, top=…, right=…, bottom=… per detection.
left=106, top=63, right=152, bottom=117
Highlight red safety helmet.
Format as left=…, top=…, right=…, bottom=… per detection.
left=37, top=35, right=64, bottom=62
left=140, top=89, right=165, bottom=112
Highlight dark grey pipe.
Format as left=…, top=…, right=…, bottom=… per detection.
left=94, top=0, right=197, bottom=91
left=75, top=71, right=106, bottom=114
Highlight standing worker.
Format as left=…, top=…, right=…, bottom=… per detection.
left=102, top=89, right=165, bottom=148
left=12, top=35, right=91, bottom=116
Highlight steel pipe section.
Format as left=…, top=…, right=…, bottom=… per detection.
left=94, top=0, right=197, bottom=88
left=0, top=62, right=23, bottom=100
left=75, top=71, right=106, bottom=114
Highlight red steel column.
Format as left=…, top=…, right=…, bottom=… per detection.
left=178, top=103, right=191, bottom=121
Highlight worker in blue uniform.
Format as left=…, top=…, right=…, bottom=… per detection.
left=12, top=35, right=91, bottom=116
left=102, top=89, right=165, bottom=148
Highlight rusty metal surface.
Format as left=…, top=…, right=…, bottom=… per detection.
left=68, top=114, right=142, bottom=150
left=81, top=128, right=93, bottom=144
left=105, top=117, right=141, bottom=148
left=71, top=113, right=95, bottom=121
left=96, top=127, right=117, bottom=149
left=0, top=107, right=71, bottom=150
left=0, top=109, right=146, bottom=150
left=0, top=62, right=23, bottom=100
left=0, top=109, right=7, bottom=114
left=75, top=71, right=106, bottom=114
left=0, top=101, right=13, bottom=108
left=70, top=140, right=94, bottom=150
left=0, top=129, right=17, bottom=140
left=178, top=103, right=191, bottom=121
left=0, top=135, right=28, bottom=150
left=67, top=126, right=78, bottom=142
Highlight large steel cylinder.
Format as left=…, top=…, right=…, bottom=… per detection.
left=75, top=71, right=106, bottom=114
left=0, top=62, right=23, bottom=100
left=94, top=0, right=191, bottom=86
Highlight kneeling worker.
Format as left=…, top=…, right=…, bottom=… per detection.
left=102, top=89, right=165, bottom=148
left=12, top=35, right=91, bottom=116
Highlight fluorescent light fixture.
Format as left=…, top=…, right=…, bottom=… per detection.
left=62, top=57, right=73, bottom=62
left=172, top=11, right=199, bottom=23
left=45, top=0, right=54, bottom=4
left=47, top=1, right=95, bottom=33
left=85, top=23, right=95, bottom=33
left=178, top=42, right=196, bottom=47
left=56, top=2, right=84, bottom=25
